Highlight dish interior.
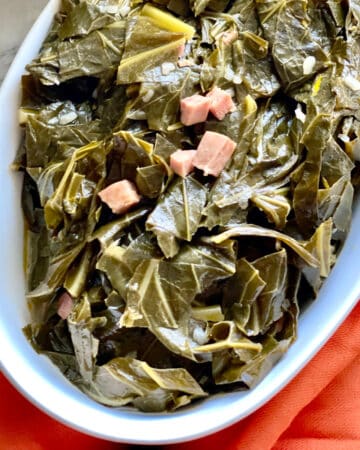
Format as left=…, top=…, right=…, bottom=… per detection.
left=0, top=0, right=359, bottom=444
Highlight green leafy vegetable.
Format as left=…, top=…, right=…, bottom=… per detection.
left=256, top=0, right=331, bottom=90
left=119, top=241, right=236, bottom=359
left=88, top=357, right=206, bottom=411
left=67, top=295, right=106, bottom=384
left=204, top=224, right=319, bottom=267
left=146, top=176, right=208, bottom=257
left=18, top=0, right=359, bottom=413
left=28, top=23, right=126, bottom=85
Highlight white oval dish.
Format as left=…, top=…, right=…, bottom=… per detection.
left=0, top=0, right=359, bottom=445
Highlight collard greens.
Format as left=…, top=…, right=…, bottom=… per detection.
left=18, top=0, right=359, bottom=412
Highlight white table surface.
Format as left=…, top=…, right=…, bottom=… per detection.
left=0, top=0, right=47, bottom=83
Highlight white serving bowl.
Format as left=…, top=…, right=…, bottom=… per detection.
left=0, top=0, right=360, bottom=444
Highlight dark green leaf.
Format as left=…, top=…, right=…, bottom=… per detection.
left=88, top=357, right=206, bottom=411
left=146, top=177, right=208, bottom=257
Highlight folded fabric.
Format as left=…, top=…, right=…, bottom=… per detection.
left=1, top=303, right=359, bottom=450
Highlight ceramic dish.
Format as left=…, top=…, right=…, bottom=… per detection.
left=0, top=0, right=360, bottom=444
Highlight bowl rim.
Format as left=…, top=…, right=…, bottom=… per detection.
left=0, top=0, right=359, bottom=444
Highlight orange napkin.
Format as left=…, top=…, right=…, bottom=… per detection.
left=1, top=302, right=359, bottom=450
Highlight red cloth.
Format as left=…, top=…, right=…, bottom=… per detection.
left=1, top=303, right=359, bottom=450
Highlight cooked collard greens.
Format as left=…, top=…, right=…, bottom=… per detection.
left=18, top=0, right=360, bottom=412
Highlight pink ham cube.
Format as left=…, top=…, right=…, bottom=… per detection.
left=180, top=94, right=211, bottom=126
left=170, top=150, right=197, bottom=177
left=206, top=87, right=236, bottom=120
left=193, top=131, right=236, bottom=177
left=57, top=292, right=74, bottom=320
left=98, top=179, right=141, bottom=215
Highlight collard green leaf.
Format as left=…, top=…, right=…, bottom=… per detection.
left=25, top=137, right=107, bottom=318
left=67, top=295, right=106, bottom=384
left=213, top=335, right=291, bottom=387
left=224, top=250, right=288, bottom=336
left=236, top=33, right=281, bottom=99
left=64, top=244, right=95, bottom=298
left=59, top=25, right=126, bottom=82
left=95, top=84, right=129, bottom=132
left=246, top=100, right=299, bottom=177
left=346, top=0, right=360, bottom=35
left=228, top=0, right=260, bottom=32
left=205, top=224, right=319, bottom=268
left=194, top=321, right=262, bottom=353
left=171, top=241, right=237, bottom=290
left=293, top=114, right=332, bottom=233
left=153, top=133, right=178, bottom=163
left=126, top=68, right=199, bottom=132
left=203, top=95, right=258, bottom=229
left=205, top=109, right=243, bottom=144
left=318, top=177, right=354, bottom=241
left=321, top=138, right=354, bottom=186
left=117, top=16, right=185, bottom=84
left=200, top=38, right=236, bottom=91
left=146, top=177, right=208, bottom=258
left=23, top=211, right=46, bottom=276
left=249, top=250, right=288, bottom=335
left=22, top=100, right=92, bottom=128
left=58, top=2, right=115, bottom=40
left=44, top=141, right=105, bottom=229
left=26, top=42, right=60, bottom=86
left=122, top=241, right=236, bottom=358
left=332, top=36, right=360, bottom=111
left=190, top=0, right=230, bottom=16
left=223, top=258, right=265, bottom=330
left=25, top=116, right=104, bottom=169
left=88, top=357, right=206, bottom=411
left=113, top=130, right=153, bottom=182
left=91, top=207, right=150, bottom=249
left=96, top=232, right=161, bottom=300
left=125, top=259, right=188, bottom=329
left=302, top=219, right=333, bottom=293
left=205, top=100, right=299, bottom=222
left=26, top=242, right=84, bottom=310
left=251, top=189, right=291, bottom=230
left=326, top=0, right=345, bottom=29
left=136, top=165, right=166, bottom=198
left=46, top=352, right=82, bottom=385
left=122, top=15, right=185, bottom=60
left=27, top=22, right=126, bottom=85
left=256, top=0, right=331, bottom=90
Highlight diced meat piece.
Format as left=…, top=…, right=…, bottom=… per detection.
left=178, top=58, right=195, bottom=68
left=180, top=94, right=211, bottom=126
left=206, top=87, right=236, bottom=120
left=193, top=131, right=236, bottom=177
left=57, top=292, right=73, bottom=320
left=220, top=30, right=238, bottom=46
left=170, top=150, right=197, bottom=177
left=98, top=180, right=141, bottom=215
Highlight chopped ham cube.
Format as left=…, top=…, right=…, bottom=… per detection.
left=98, top=180, right=140, bottom=215
left=180, top=94, right=211, bottom=126
left=193, top=131, right=236, bottom=177
left=178, top=58, right=195, bottom=68
left=206, top=87, right=236, bottom=120
left=57, top=292, right=73, bottom=320
left=170, top=150, right=197, bottom=177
